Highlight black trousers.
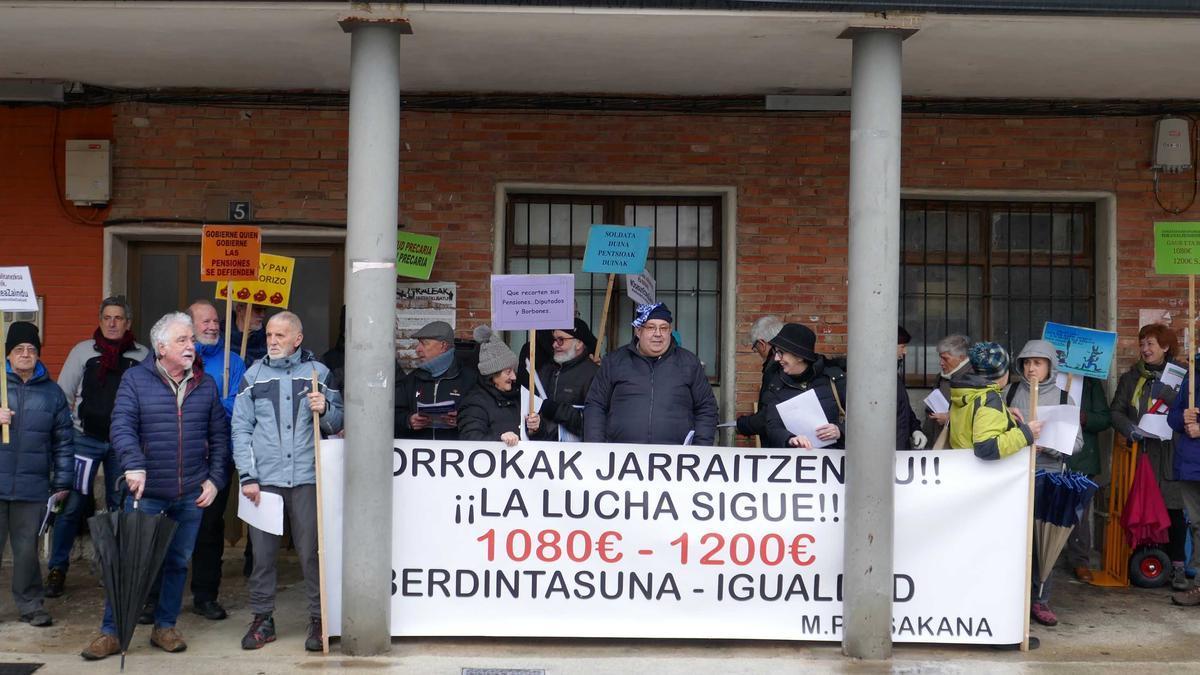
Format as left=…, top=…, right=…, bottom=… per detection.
left=189, top=480, right=231, bottom=603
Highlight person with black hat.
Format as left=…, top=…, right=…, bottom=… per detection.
left=459, top=327, right=552, bottom=445
left=394, top=320, right=476, bottom=440
left=536, top=318, right=599, bottom=441
left=584, top=303, right=718, bottom=446
left=0, top=321, right=74, bottom=627
left=762, top=323, right=848, bottom=449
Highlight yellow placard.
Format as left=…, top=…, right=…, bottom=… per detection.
left=215, top=253, right=295, bottom=308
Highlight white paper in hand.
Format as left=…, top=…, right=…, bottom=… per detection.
left=923, top=389, right=950, bottom=415
left=1035, top=404, right=1081, bottom=455
left=1161, top=362, right=1187, bottom=391
left=774, top=389, right=836, bottom=448
left=238, top=490, right=284, bottom=535
left=1054, top=372, right=1083, bottom=406
left=519, top=386, right=545, bottom=441
left=1138, top=413, right=1173, bottom=441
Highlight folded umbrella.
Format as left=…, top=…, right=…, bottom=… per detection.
left=1033, top=469, right=1100, bottom=596
left=1120, top=449, right=1171, bottom=549
left=88, top=506, right=178, bottom=671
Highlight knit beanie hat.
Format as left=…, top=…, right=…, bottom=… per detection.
left=969, top=341, right=1010, bottom=380
left=633, top=303, right=672, bottom=328
left=474, top=325, right=518, bottom=376
left=5, top=321, right=41, bottom=355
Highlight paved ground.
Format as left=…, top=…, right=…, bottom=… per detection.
left=0, top=548, right=1198, bottom=674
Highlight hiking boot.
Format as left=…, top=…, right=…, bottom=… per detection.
left=1172, top=585, right=1200, bottom=606
left=1030, top=602, right=1058, bottom=626
left=305, top=617, right=323, bottom=652
left=45, top=568, right=65, bottom=598
left=19, top=609, right=53, bottom=627
left=1073, top=566, right=1094, bottom=583
left=1171, top=566, right=1190, bottom=591
left=192, top=599, right=228, bottom=621
left=150, top=626, right=187, bottom=653
left=241, top=613, right=276, bottom=650
left=80, top=633, right=120, bottom=661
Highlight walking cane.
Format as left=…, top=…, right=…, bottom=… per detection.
left=312, top=367, right=329, bottom=654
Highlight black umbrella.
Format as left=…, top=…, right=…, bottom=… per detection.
left=88, top=505, right=178, bottom=670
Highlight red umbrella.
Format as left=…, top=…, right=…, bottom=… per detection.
left=1120, top=449, right=1171, bottom=548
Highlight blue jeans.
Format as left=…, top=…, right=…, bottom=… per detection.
left=100, top=490, right=203, bottom=633
left=48, top=432, right=121, bottom=573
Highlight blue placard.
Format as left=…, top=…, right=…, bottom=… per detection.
left=1041, top=322, right=1118, bottom=379
left=581, top=225, right=652, bottom=275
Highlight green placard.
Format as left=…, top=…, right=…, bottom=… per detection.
left=1155, top=222, right=1200, bottom=275
left=396, top=231, right=440, bottom=280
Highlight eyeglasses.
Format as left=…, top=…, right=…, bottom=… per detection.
left=8, top=346, right=37, bottom=356
left=552, top=336, right=575, bottom=345
left=639, top=325, right=672, bottom=335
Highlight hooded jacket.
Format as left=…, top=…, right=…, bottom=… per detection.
left=762, top=356, right=847, bottom=449
left=584, top=339, right=718, bottom=447
left=949, top=371, right=1034, bottom=461
left=1, top=361, right=75, bottom=501
left=459, top=377, right=553, bottom=442
left=537, top=349, right=599, bottom=440
left=231, top=348, right=343, bottom=489
left=109, top=355, right=229, bottom=500
left=1006, top=339, right=1083, bottom=470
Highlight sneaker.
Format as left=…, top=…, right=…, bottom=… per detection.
left=1031, top=602, right=1058, bottom=626
left=192, top=599, right=228, bottom=621
left=45, top=568, right=66, bottom=598
left=150, top=626, right=187, bottom=653
left=80, top=633, right=120, bottom=661
left=19, top=609, right=53, bottom=627
left=305, top=617, right=323, bottom=652
left=1171, top=566, right=1189, bottom=591
left=1172, top=585, right=1200, bottom=606
left=241, top=613, right=276, bottom=650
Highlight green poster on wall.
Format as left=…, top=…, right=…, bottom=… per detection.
left=1154, top=222, right=1200, bottom=275
left=396, top=231, right=440, bottom=280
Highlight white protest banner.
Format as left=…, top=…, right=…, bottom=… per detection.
left=625, top=268, right=656, bottom=307
left=0, top=267, right=38, bottom=312
left=320, top=440, right=1029, bottom=644
left=1034, top=405, right=1081, bottom=456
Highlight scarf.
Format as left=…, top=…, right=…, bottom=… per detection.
left=419, top=349, right=455, bottom=378
left=93, top=328, right=136, bottom=382
left=1132, top=359, right=1166, bottom=416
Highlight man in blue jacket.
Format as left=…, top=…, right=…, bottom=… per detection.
left=0, top=322, right=73, bottom=627
left=1168, top=368, right=1200, bottom=606
left=585, top=303, right=718, bottom=446
left=80, top=312, right=228, bottom=660
left=232, top=311, right=342, bottom=652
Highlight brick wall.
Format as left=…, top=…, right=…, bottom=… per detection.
left=0, top=106, right=113, bottom=374
left=8, top=101, right=1200, bottom=420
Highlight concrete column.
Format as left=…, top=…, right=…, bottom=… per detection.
left=840, top=27, right=905, bottom=660
left=338, top=17, right=407, bottom=656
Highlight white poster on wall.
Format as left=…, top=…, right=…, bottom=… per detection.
left=395, top=282, right=457, bottom=371
left=320, top=441, right=1030, bottom=645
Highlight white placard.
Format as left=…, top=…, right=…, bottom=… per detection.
left=1138, top=413, right=1174, bottom=441
left=237, top=489, right=284, bottom=536
left=1034, top=404, right=1081, bottom=455
left=923, top=389, right=950, bottom=415
left=395, top=282, right=457, bottom=371
left=320, top=440, right=1030, bottom=645
left=1054, top=372, right=1083, bottom=407
left=1161, top=362, right=1187, bottom=391
left=774, top=389, right=836, bottom=448
left=0, top=267, right=38, bottom=313
left=625, top=268, right=656, bottom=307
left=519, top=386, right=545, bottom=442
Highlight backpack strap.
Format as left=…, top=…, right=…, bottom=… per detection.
left=1005, top=385, right=1017, bottom=407
left=1060, top=388, right=1069, bottom=405
left=829, top=374, right=847, bottom=423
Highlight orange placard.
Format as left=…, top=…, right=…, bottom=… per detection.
left=201, top=225, right=261, bottom=281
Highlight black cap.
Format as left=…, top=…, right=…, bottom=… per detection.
left=563, top=318, right=598, bottom=355
left=769, top=323, right=818, bottom=362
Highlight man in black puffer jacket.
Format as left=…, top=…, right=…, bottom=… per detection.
left=394, top=321, right=476, bottom=440
left=81, top=312, right=228, bottom=661
left=537, top=318, right=599, bottom=442
left=585, top=304, right=718, bottom=447
left=0, top=322, right=74, bottom=627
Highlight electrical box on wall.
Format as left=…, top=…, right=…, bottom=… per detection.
left=1153, top=117, right=1192, bottom=173
left=65, top=139, right=111, bottom=205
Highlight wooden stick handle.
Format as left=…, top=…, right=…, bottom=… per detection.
left=0, top=315, right=8, bottom=444
left=1021, top=380, right=1038, bottom=652
left=239, top=304, right=252, bottom=361
left=311, top=367, right=329, bottom=654
left=594, top=274, right=616, bottom=359
left=222, top=284, right=234, bottom=399
left=528, top=330, right=537, bottom=415
left=1191, top=274, right=1196, bottom=410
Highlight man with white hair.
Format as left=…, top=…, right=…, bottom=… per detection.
left=735, top=315, right=783, bottom=443
left=81, top=312, right=228, bottom=660
left=232, top=311, right=342, bottom=652
left=923, top=333, right=972, bottom=445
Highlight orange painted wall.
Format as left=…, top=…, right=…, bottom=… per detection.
left=0, top=106, right=113, bottom=375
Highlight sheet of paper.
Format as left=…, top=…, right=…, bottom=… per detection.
left=1054, top=372, right=1083, bottom=406
left=38, top=494, right=61, bottom=536
left=717, top=421, right=739, bottom=429
left=416, top=400, right=457, bottom=430
left=557, top=405, right=584, bottom=443
left=72, top=454, right=95, bottom=495
left=774, top=389, right=836, bottom=449
left=923, top=389, right=950, bottom=415
left=1034, top=404, right=1081, bottom=455
left=682, top=430, right=696, bottom=446
left=1138, top=413, right=1174, bottom=442
left=238, top=489, right=284, bottom=536
left=1161, top=362, right=1187, bottom=390
left=519, top=386, right=546, bottom=441
left=524, top=358, right=546, bottom=398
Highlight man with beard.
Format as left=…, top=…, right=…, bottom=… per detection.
left=47, top=296, right=148, bottom=598
left=536, top=318, right=599, bottom=441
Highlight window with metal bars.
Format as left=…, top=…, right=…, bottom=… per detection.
left=900, top=200, right=1095, bottom=388
left=505, top=194, right=723, bottom=382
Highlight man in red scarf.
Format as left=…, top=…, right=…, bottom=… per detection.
left=47, top=296, right=149, bottom=598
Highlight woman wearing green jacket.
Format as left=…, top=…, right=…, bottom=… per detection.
left=1066, top=377, right=1110, bottom=582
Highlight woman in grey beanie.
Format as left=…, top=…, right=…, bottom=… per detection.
left=459, top=326, right=550, bottom=446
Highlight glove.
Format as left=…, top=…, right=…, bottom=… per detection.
left=909, top=430, right=928, bottom=450
left=538, top=398, right=560, bottom=420
left=1128, top=428, right=1146, bottom=444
